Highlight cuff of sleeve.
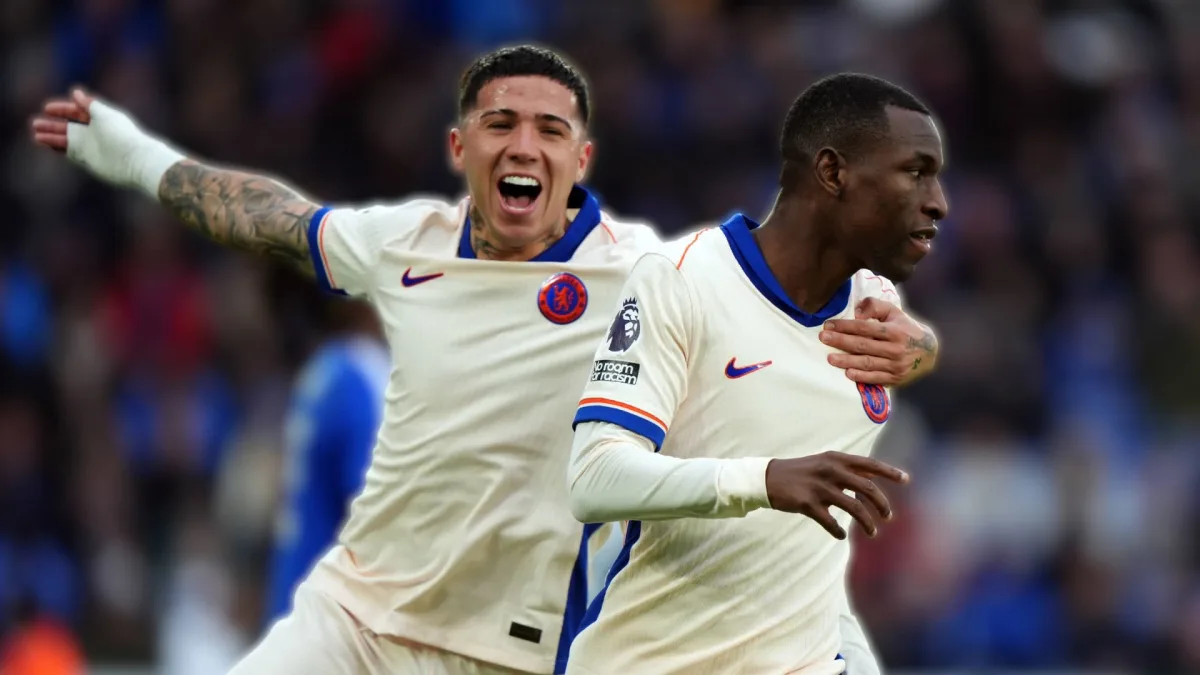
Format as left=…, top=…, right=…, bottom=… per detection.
left=306, top=207, right=347, bottom=296
left=716, top=457, right=773, bottom=513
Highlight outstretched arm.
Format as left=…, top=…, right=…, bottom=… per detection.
left=32, top=88, right=318, bottom=277
left=158, top=160, right=317, bottom=275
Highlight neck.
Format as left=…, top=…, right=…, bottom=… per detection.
left=754, top=194, right=858, bottom=314
left=469, top=206, right=568, bottom=261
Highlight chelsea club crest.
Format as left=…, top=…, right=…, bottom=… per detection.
left=857, top=383, right=891, bottom=424
left=538, top=273, right=588, bottom=324
left=605, top=297, right=641, bottom=352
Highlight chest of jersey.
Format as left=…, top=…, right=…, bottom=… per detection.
left=369, top=250, right=631, bottom=440
left=669, top=274, right=891, bottom=461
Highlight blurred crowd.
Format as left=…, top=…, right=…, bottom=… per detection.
left=2, top=0, right=1200, bottom=672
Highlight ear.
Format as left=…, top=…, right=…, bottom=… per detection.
left=576, top=140, right=594, bottom=183
left=813, top=147, right=848, bottom=198
left=448, top=127, right=465, bottom=174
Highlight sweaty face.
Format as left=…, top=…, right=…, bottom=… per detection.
left=450, top=76, right=592, bottom=254
left=839, top=107, right=949, bottom=281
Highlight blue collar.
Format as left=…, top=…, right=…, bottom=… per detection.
left=719, top=213, right=851, bottom=327
left=458, top=185, right=601, bottom=263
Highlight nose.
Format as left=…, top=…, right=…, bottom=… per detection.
left=924, top=178, right=949, bottom=221
left=506, top=122, right=539, bottom=164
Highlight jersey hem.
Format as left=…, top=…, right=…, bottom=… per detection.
left=305, top=566, right=557, bottom=674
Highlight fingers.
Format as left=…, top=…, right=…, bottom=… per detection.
left=841, top=368, right=898, bottom=386
left=823, top=332, right=903, bottom=359
left=838, top=472, right=892, bottom=522
left=824, top=488, right=877, bottom=537
left=827, top=452, right=910, bottom=484
left=855, top=297, right=900, bottom=321
left=31, top=117, right=68, bottom=135
left=33, top=89, right=96, bottom=153
left=71, top=87, right=96, bottom=111
left=854, top=491, right=889, bottom=535
left=802, top=502, right=847, bottom=540
left=30, top=116, right=69, bottom=152
left=43, top=100, right=90, bottom=124
left=821, top=318, right=891, bottom=341
left=32, top=133, right=68, bottom=152
left=828, top=352, right=904, bottom=378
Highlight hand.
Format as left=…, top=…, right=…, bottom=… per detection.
left=30, top=87, right=183, bottom=197
left=31, top=88, right=95, bottom=153
left=820, top=297, right=938, bottom=387
left=764, top=451, right=909, bottom=540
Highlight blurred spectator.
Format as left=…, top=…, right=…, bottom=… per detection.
left=0, top=597, right=85, bottom=675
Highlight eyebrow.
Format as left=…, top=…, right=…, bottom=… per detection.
left=481, top=108, right=574, bottom=130
left=912, top=150, right=944, bottom=171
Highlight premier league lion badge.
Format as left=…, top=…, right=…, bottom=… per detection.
left=605, top=297, right=641, bottom=352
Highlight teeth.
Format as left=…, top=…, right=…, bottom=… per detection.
left=502, top=176, right=540, bottom=187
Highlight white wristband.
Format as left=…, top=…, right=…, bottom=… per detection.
left=130, top=136, right=186, bottom=200
left=66, top=99, right=186, bottom=200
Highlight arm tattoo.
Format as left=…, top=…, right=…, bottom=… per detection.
left=158, top=160, right=318, bottom=276
left=907, top=329, right=937, bottom=371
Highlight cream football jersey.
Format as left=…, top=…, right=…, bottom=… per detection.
left=567, top=214, right=901, bottom=675
left=300, top=186, right=658, bottom=674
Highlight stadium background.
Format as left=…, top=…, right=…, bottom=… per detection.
left=2, top=0, right=1199, bottom=672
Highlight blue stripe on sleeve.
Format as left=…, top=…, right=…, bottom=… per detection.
left=306, top=206, right=348, bottom=296
left=573, top=405, right=665, bottom=450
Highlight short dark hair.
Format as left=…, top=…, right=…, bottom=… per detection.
left=459, top=45, right=590, bottom=126
left=780, top=73, right=929, bottom=163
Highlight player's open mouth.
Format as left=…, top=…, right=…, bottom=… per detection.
left=497, top=175, right=542, bottom=215
left=909, top=227, right=936, bottom=254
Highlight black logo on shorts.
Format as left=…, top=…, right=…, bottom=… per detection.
left=591, top=360, right=640, bottom=385
left=606, top=297, right=641, bottom=353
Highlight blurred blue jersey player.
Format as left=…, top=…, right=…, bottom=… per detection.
left=265, top=301, right=389, bottom=622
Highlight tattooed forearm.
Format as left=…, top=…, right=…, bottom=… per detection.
left=158, top=160, right=318, bottom=276
left=907, top=328, right=937, bottom=371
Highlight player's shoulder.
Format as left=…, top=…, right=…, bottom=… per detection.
left=597, top=211, right=662, bottom=248
left=851, top=269, right=903, bottom=308
left=648, top=225, right=725, bottom=276
left=325, top=195, right=467, bottom=254
left=615, top=227, right=718, bottom=293
left=571, top=209, right=664, bottom=266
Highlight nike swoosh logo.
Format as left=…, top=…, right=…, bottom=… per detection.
left=724, top=358, right=773, bottom=379
left=401, top=268, right=444, bottom=287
